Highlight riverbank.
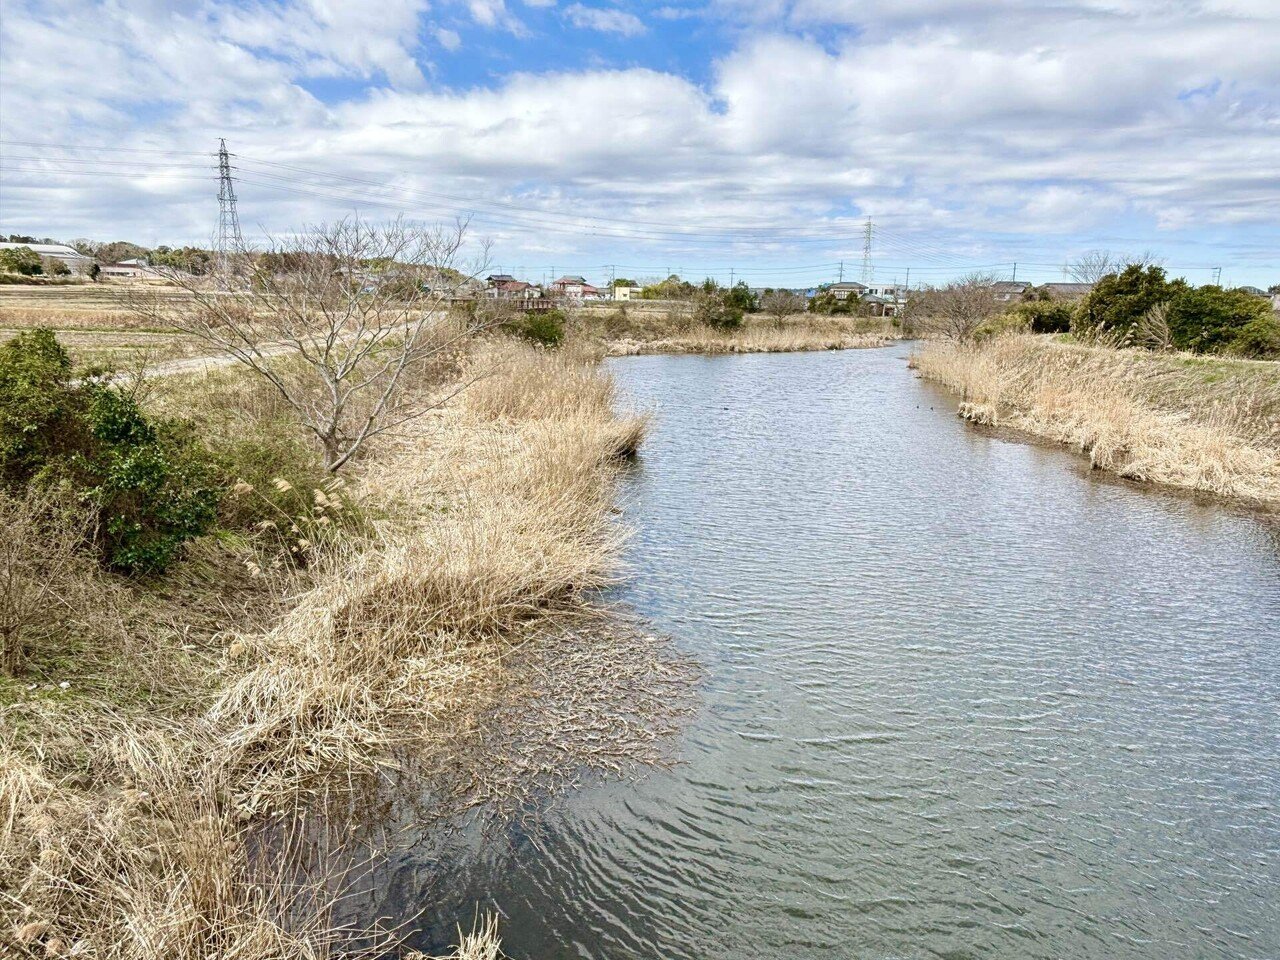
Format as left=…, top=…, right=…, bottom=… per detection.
left=569, top=306, right=898, bottom=355
left=0, top=338, right=696, bottom=957
left=913, top=334, right=1280, bottom=507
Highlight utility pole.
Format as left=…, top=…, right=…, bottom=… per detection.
left=1213, top=266, right=1222, bottom=286
left=860, top=219, right=874, bottom=283
left=730, top=267, right=735, bottom=288
left=1012, top=261, right=1018, bottom=282
left=216, top=138, right=244, bottom=282
left=905, top=267, right=910, bottom=291
left=838, top=260, right=844, bottom=282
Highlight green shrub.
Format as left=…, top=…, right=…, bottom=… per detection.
left=0, top=248, right=43, bottom=276
left=724, top=281, right=758, bottom=314
left=1075, top=265, right=1188, bottom=340
left=505, top=308, right=565, bottom=347
left=1010, top=299, right=1075, bottom=334
left=691, top=288, right=743, bottom=330
left=1165, top=285, right=1274, bottom=354
left=1228, top=312, right=1280, bottom=359
left=0, top=329, right=219, bottom=573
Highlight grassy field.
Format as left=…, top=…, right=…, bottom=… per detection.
left=0, top=283, right=204, bottom=366
left=0, top=335, right=697, bottom=958
left=914, top=334, right=1280, bottom=507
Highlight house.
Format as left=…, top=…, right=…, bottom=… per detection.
left=551, top=275, right=601, bottom=300
left=493, top=280, right=540, bottom=300
left=1039, top=282, right=1094, bottom=300
left=863, top=294, right=901, bottom=318
left=990, top=280, right=1032, bottom=301
left=0, top=241, right=94, bottom=272
left=613, top=282, right=639, bottom=301
left=826, top=281, right=868, bottom=302
left=485, top=274, right=515, bottom=286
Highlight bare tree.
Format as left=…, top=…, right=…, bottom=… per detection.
left=135, top=217, right=491, bottom=472
left=912, top=273, right=1001, bottom=341
left=1068, top=249, right=1165, bottom=284
left=760, top=289, right=807, bottom=327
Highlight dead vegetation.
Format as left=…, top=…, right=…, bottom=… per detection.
left=913, top=334, right=1280, bottom=505
left=570, top=306, right=897, bottom=355
left=0, top=338, right=698, bottom=957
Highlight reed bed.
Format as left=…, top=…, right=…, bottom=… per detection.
left=1, top=339, right=697, bottom=957
left=914, top=334, right=1280, bottom=506
left=571, top=309, right=896, bottom=355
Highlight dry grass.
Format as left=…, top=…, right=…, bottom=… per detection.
left=207, top=341, right=684, bottom=817
left=0, top=284, right=204, bottom=367
left=914, top=334, right=1280, bottom=505
left=571, top=307, right=897, bottom=355
left=1, top=338, right=697, bottom=956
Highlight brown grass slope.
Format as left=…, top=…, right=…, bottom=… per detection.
left=0, top=339, right=696, bottom=958
left=913, top=334, right=1280, bottom=506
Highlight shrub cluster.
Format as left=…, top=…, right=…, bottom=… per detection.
left=505, top=308, right=566, bottom=347
left=0, top=247, right=45, bottom=276
left=1074, top=266, right=1278, bottom=357
left=691, top=287, right=744, bottom=330
left=0, top=329, right=219, bottom=573
left=1008, top=298, right=1075, bottom=334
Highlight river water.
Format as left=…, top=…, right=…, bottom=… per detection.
left=396, top=344, right=1280, bottom=959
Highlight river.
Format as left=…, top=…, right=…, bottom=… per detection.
left=395, top=343, right=1280, bottom=959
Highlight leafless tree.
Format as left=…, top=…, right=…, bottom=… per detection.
left=135, top=216, right=492, bottom=472
left=760, top=289, right=807, bottom=327
left=911, top=273, right=1002, bottom=341
left=1068, top=249, right=1165, bottom=284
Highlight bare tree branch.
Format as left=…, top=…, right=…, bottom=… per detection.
left=132, top=216, right=492, bottom=471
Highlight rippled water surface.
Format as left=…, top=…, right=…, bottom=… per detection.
left=394, top=344, right=1280, bottom=959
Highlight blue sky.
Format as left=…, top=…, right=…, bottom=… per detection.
left=1, top=0, right=1278, bottom=288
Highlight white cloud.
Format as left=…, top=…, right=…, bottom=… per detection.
left=467, top=0, right=507, bottom=26
left=563, top=4, right=647, bottom=35
left=1, top=0, right=1278, bottom=280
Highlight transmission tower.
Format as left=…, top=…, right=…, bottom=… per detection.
left=860, top=218, right=874, bottom=283
left=216, top=138, right=244, bottom=279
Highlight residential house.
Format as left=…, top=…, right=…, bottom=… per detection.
left=1039, top=282, right=1094, bottom=300
left=493, top=280, right=541, bottom=300
left=826, top=281, right=868, bottom=301
left=990, top=280, right=1032, bottom=302
left=551, top=275, right=601, bottom=300
left=612, top=282, right=639, bottom=301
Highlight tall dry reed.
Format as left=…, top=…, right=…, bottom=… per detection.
left=914, top=334, right=1280, bottom=505
left=3, top=338, right=696, bottom=957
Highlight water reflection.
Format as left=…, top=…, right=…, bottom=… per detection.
left=380, top=343, right=1280, bottom=959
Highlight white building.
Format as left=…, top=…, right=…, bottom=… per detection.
left=0, top=241, right=94, bottom=272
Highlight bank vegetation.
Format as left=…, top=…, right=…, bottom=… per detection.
left=913, top=335, right=1280, bottom=507
left=0, top=230, right=698, bottom=957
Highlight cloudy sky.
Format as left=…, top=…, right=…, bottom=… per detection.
left=1, top=0, right=1278, bottom=287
